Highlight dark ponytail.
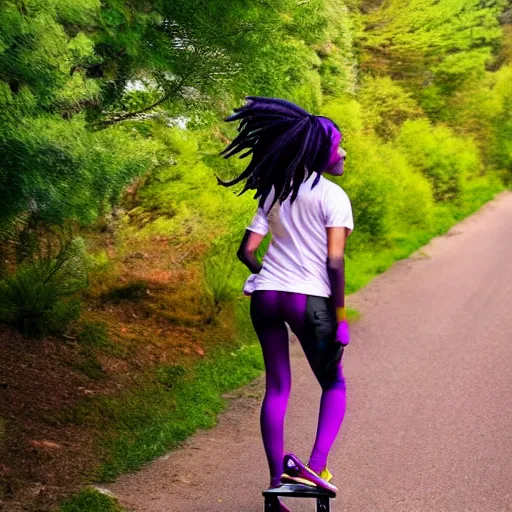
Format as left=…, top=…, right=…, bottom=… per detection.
left=218, top=97, right=336, bottom=210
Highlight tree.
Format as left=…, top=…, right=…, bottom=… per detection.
left=360, top=0, right=508, bottom=117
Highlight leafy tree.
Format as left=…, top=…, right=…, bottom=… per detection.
left=358, top=76, right=423, bottom=139
left=396, top=119, right=481, bottom=201
left=360, top=0, right=508, bottom=116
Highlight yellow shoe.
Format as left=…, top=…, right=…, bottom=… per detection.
left=282, top=454, right=337, bottom=494
left=319, top=467, right=333, bottom=483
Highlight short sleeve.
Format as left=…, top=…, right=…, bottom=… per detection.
left=323, top=185, right=354, bottom=233
left=247, top=207, right=269, bottom=236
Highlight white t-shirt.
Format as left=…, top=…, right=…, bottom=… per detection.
left=247, top=174, right=354, bottom=298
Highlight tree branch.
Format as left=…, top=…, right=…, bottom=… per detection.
left=92, top=79, right=185, bottom=129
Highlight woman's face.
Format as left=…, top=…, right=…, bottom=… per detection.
left=325, top=138, right=347, bottom=177
left=320, top=119, right=347, bottom=177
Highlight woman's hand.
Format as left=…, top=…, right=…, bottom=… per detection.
left=243, top=274, right=258, bottom=296
left=336, top=319, right=350, bottom=346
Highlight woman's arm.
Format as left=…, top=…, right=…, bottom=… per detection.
left=237, top=229, right=265, bottom=274
left=327, top=227, right=350, bottom=343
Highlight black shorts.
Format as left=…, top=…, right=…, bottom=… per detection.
left=305, top=295, right=344, bottom=383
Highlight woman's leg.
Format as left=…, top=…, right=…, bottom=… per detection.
left=283, top=293, right=347, bottom=475
left=251, top=291, right=291, bottom=488
left=307, top=364, right=346, bottom=474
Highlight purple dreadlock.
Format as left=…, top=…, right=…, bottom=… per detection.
left=218, top=97, right=339, bottom=211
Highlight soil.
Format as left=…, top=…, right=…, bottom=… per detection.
left=0, top=328, right=100, bottom=511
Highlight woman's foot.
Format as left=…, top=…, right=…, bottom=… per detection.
left=281, top=453, right=337, bottom=493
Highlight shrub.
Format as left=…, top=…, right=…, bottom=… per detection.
left=155, top=364, right=187, bottom=388
left=358, top=76, right=423, bottom=140
left=0, top=237, right=87, bottom=337
left=396, top=119, right=481, bottom=202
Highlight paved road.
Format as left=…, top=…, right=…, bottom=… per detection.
left=103, top=192, right=512, bottom=512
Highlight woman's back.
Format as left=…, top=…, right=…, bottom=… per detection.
left=249, top=174, right=353, bottom=298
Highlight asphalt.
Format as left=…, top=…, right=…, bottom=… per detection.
left=102, top=192, right=512, bottom=512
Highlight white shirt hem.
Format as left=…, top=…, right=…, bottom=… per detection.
left=254, top=283, right=330, bottom=298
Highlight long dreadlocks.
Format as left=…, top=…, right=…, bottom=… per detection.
left=218, top=97, right=340, bottom=211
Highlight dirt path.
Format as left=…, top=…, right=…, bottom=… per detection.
left=101, top=192, right=512, bottom=512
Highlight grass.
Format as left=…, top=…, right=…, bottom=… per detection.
left=71, top=357, right=106, bottom=380
left=58, top=488, right=125, bottom=512
left=67, top=320, right=264, bottom=482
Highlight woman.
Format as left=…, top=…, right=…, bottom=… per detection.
left=218, top=97, right=352, bottom=501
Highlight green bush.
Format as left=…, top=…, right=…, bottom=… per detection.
left=0, top=237, right=87, bottom=337
left=155, top=364, right=187, bottom=388
left=321, top=97, right=364, bottom=141
left=396, top=119, right=481, bottom=202
left=358, top=76, right=423, bottom=140
left=329, top=135, right=394, bottom=243
left=379, top=145, right=435, bottom=232
left=323, top=99, right=436, bottom=248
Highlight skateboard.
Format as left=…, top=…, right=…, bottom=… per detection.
left=263, top=483, right=335, bottom=512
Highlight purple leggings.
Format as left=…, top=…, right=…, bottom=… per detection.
left=250, top=290, right=346, bottom=487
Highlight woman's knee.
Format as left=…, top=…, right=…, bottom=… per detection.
left=266, top=373, right=291, bottom=397
left=318, top=366, right=346, bottom=391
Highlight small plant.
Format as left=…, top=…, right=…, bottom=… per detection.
left=77, top=321, right=110, bottom=349
left=0, top=235, right=87, bottom=337
left=59, top=487, right=125, bottom=512
left=73, top=357, right=106, bottom=380
left=202, top=243, right=238, bottom=321
left=76, top=321, right=129, bottom=359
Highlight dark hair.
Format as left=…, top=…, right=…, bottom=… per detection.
left=218, top=97, right=338, bottom=211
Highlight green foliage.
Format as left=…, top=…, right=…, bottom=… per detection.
left=203, top=241, right=240, bottom=321
left=0, top=118, right=157, bottom=235
left=0, top=0, right=100, bottom=111
left=75, top=320, right=129, bottom=360
left=453, top=65, right=512, bottom=176
left=396, top=119, right=481, bottom=201
left=0, top=236, right=87, bottom=336
left=323, top=102, right=435, bottom=247
left=127, top=125, right=255, bottom=241
left=73, top=356, right=106, bottom=380
left=59, top=487, right=125, bottom=512
left=361, top=0, right=507, bottom=99
left=155, top=364, right=186, bottom=388
left=358, top=76, right=423, bottom=139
